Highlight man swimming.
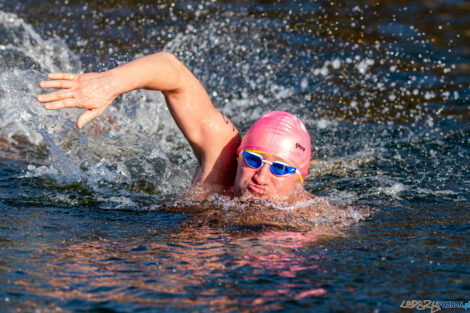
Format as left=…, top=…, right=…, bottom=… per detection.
left=36, top=52, right=313, bottom=203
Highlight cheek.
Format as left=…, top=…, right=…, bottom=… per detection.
left=271, top=179, right=287, bottom=193
left=272, top=176, right=299, bottom=194
left=234, top=163, right=251, bottom=186
left=240, top=168, right=255, bottom=183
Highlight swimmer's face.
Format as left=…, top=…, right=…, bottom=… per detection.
left=234, top=152, right=304, bottom=203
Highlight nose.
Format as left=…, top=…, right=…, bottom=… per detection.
left=252, top=162, right=270, bottom=185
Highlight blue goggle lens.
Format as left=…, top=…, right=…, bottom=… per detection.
left=271, top=162, right=295, bottom=175
left=243, top=152, right=263, bottom=168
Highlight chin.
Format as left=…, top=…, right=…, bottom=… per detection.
left=236, top=188, right=266, bottom=200
left=239, top=189, right=290, bottom=203
left=239, top=190, right=264, bottom=200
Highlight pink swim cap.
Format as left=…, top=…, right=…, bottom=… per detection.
left=237, top=111, right=311, bottom=181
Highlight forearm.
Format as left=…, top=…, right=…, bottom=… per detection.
left=106, top=51, right=185, bottom=98
left=37, top=50, right=232, bottom=151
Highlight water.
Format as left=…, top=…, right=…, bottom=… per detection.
left=0, top=0, right=469, bottom=312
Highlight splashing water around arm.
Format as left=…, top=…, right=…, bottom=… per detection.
left=36, top=52, right=241, bottom=187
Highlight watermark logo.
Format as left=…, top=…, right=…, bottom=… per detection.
left=400, top=300, right=470, bottom=313
left=400, top=300, right=441, bottom=313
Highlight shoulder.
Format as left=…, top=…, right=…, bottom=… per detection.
left=191, top=137, right=240, bottom=187
left=191, top=113, right=241, bottom=187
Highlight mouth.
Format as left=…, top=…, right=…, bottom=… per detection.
left=246, top=184, right=267, bottom=196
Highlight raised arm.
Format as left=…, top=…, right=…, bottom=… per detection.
left=37, top=52, right=241, bottom=186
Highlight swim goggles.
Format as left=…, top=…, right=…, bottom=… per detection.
left=241, top=150, right=303, bottom=182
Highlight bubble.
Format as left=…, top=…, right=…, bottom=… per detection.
left=331, top=59, right=341, bottom=69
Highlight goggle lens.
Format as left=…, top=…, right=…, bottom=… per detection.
left=271, top=162, right=293, bottom=175
left=244, top=152, right=263, bottom=168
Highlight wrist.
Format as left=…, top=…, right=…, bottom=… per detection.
left=103, top=69, right=135, bottom=100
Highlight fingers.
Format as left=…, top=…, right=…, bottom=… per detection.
left=43, top=98, right=79, bottom=110
left=38, top=72, right=106, bottom=129
left=47, top=73, right=78, bottom=80
left=77, top=109, right=104, bottom=129
left=36, top=89, right=74, bottom=103
left=39, top=79, right=74, bottom=89
left=39, top=73, right=77, bottom=90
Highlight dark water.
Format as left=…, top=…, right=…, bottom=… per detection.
left=0, top=0, right=469, bottom=312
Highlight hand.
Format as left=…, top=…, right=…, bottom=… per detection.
left=36, top=72, right=118, bottom=129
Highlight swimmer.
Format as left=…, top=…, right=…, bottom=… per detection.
left=36, top=52, right=314, bottom=204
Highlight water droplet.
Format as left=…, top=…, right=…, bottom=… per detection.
left=331, top=59, right=341, bottom=69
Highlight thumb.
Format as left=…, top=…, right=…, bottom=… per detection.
left=77, top=109, right=103, bottom=129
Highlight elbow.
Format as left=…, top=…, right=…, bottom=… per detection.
left=156, top=51, right=186, bottom=91
left=158, top=51, right=178, bottom=61
left=158, top=51, right=183, bottom=70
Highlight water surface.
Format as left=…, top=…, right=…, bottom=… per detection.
left=0, top=0, right=469, bottom=312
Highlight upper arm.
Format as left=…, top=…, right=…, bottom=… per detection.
left=162, top=57, right=241, bottom=185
